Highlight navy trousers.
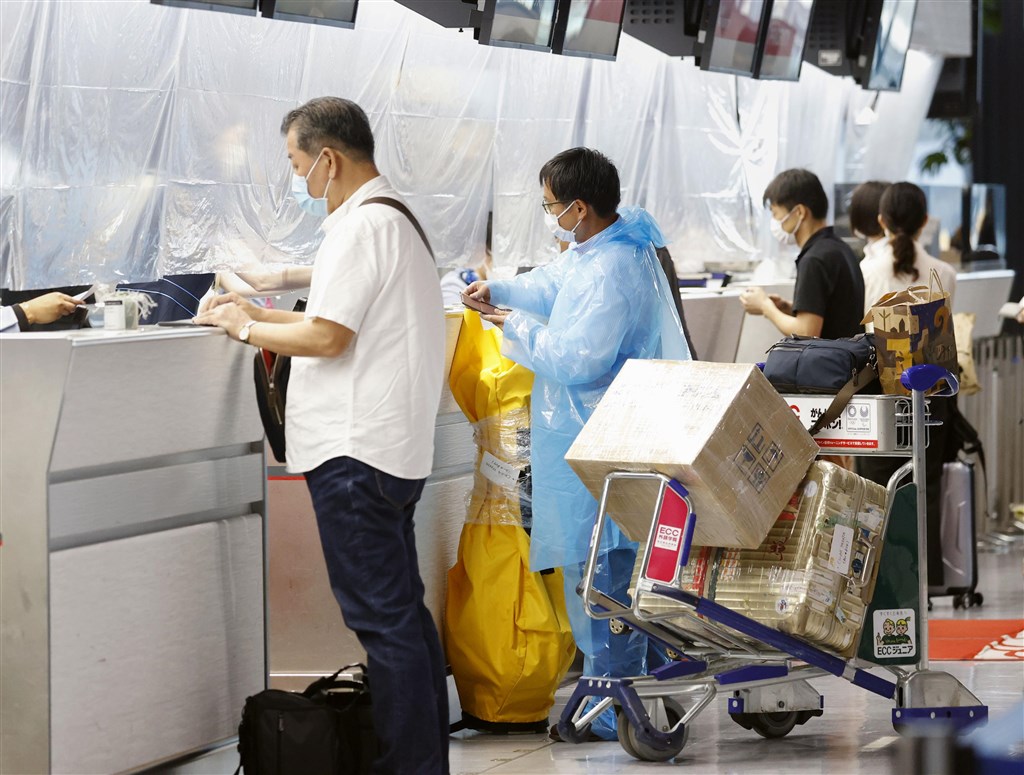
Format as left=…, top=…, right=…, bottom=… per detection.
left=305, top=456, right=449, bottom=774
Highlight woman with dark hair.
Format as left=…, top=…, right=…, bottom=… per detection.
left=860, top=182, right=957, bottom=312
left=849, top=180, right=889, bottom=262
left=857, top=182, right=958, bottom=589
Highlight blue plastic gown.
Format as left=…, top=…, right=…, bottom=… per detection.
left=488, top=207, right=690, bottom=739
left=488, top=207, right=691, bottom=573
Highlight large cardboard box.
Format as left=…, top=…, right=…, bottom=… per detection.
left=566, top=360, right=818, bottom=549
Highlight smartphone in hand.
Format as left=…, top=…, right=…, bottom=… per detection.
left=461, top=292, right=501, bottom=316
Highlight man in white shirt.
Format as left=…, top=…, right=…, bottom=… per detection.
left=0, top=292, right=83, bottom=332
left=197, top=97, right=447, bottom=774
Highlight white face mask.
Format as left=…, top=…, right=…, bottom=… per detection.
left=769, top=208, right=802, bottom=246
left=544, top=201, right=582, bottom=243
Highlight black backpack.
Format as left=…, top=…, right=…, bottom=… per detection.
left=235, top=665, right=378, bottom=775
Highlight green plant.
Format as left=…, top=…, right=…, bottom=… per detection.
left=920, top=118, right=973, bottom=176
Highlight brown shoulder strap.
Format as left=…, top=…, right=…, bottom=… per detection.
left=808, top=363, right=879, bottom=436
left=360, top=196, right=434, bottom=262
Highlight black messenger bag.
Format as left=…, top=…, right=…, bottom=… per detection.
left=234, top=664, right=378, bottom=775
left=762, top=334, right=878, bottom=435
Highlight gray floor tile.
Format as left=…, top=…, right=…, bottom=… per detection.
left=159, top=549, right=1023, bottom=774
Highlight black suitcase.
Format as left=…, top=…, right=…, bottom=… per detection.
left=928, top=460, right=984, bottom=609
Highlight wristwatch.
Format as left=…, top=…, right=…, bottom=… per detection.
left=238, top=320, right=257, bottom=343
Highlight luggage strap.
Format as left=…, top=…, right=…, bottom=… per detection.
left=808, top=363, right=879, bottom=436
left=361, top=196, right=435, bottom=261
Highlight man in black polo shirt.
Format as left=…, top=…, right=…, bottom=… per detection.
left=740, top=169, right=864, bottom=340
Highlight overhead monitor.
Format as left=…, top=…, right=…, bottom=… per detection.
left=620, top=0, right=703, bottom=58
left=260, top=0, right=359, bottom=28
left=754, top=0, right=814, bottom=80
left=478, top=0, right=560, bottom=51
left=150, top=0, right=257, bottom=15
left=862, top=0, right=916, bottom=91
left=801, top=0, right=867, bottom=77
left=698, top=0, right=770, bottom=76
left=552, top=0, right=627, bottom=60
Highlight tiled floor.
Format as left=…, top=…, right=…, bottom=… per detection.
left=164, top=549, right=1023, bottom=775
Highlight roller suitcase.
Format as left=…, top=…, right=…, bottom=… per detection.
left=929, top=460, right=983, bottom=609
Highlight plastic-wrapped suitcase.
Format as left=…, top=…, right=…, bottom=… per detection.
left=929, top=460, right=983, bottom=609
left=628, top=462, right=888, bottom=657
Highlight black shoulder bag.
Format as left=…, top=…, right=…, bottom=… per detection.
left=252, top=197, right=434, bottom=461
left=762, top=334, right=879, bottom=436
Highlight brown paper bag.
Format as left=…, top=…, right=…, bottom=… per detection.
left=862, top=269, right=957, bottom=396
left=952, top=312, right=981, bottom=396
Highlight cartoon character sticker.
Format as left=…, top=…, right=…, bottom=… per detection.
left=873, top=609, right=916, bottom=659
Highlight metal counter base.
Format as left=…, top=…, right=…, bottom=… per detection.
left=1, top=327, right=267, bottom=774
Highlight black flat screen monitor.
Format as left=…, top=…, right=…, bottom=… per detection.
left=865, top=0, right=916, bottom=91
left=151, top=0, right=256, bottom=15
left=553, top=0, right=627, bottom=60
left=261, top=0, right=358, bottom=28
left=755, top=0, right=814, bottom=80
left=479, top=0, right=560, bottom=51
left=699, top=0, right=770, bottom=76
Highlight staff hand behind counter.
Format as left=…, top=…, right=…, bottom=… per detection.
left=18, top=292, right=84, bottom=325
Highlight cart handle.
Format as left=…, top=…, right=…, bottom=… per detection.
left=899, top=364, right=959, bottom=397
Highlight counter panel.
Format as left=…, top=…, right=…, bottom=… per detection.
left=50, top=331, right=260, bottom=474
left=49, top=515, right=264, bottom=774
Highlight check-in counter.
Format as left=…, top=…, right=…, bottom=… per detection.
left=266, top=311, right=474, bottom=689
left=954, top=269, right=1016, bottom=337
left=727, top=268, right=1015, bottom=364
left=678, top=289, right=746, bottom=363
left=1, top=327, right=266, bottom=775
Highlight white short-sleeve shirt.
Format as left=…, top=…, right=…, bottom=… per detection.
left=285, top=175, right=445, bottom=479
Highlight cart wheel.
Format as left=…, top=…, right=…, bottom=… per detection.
left=747, top=711, right=802, bottom=739
left=609, top=619, right=630, bottom=636
left=617, top=698, right=688, bottom=762
left=927, top=599, right=934, bottom=612
left=953, top=595, right=964, bottom=610
left=972, top=592, right=984, bottom=607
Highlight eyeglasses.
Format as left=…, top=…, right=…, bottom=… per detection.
left=541, top=200, right=569, bottom=215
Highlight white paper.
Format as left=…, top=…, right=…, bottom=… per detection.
left=828, top=525, right=855, bottom=575
left=480, top=451, right=518, bottom=489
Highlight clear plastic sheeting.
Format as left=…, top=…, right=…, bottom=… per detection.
left=491, top=47, right=590, bottom=270
left=645, top=61, right=758, bottom=272
left=466, top=410, right=533, bottom=528
left=0, top=0, right=496, bottom=286
left=843, top=50, right=944, bottom=183
left=1, top=0, right=943, bottom=288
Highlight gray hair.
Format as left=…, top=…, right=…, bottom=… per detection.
left=281, top=97, right=374, bottom=163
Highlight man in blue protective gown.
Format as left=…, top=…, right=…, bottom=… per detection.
left=466, top=148, right=690, bottom=740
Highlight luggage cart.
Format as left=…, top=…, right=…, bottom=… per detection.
left=556, top=364, right=988, bottom=762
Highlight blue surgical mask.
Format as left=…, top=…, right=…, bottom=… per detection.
left=291, top=150, right=330, bottom=217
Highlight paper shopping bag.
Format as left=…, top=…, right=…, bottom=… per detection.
left=862, top=269, right=957, bottom=396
